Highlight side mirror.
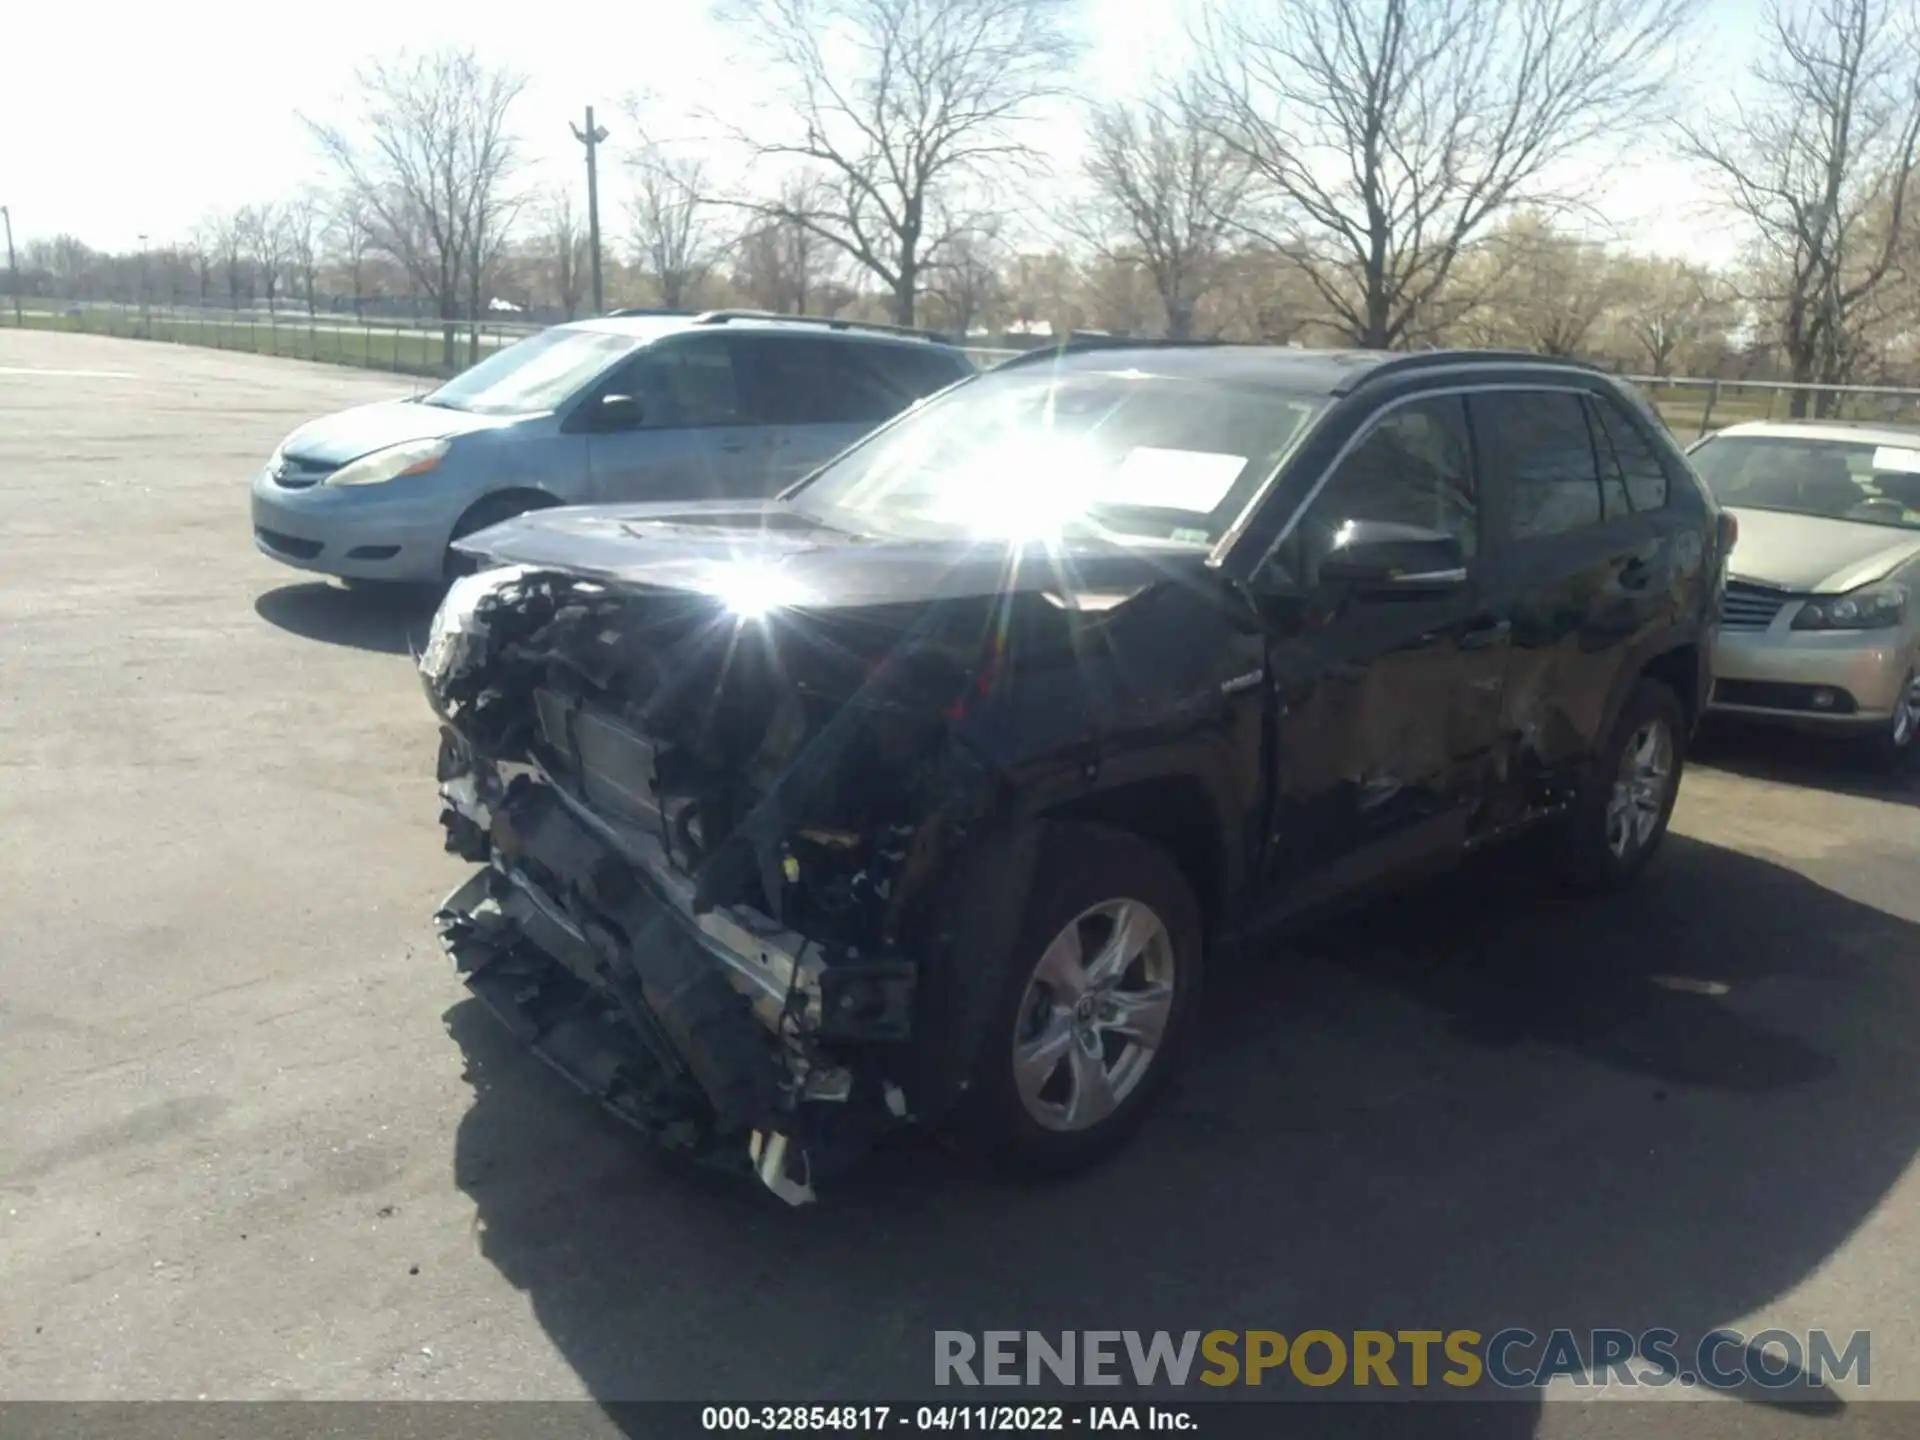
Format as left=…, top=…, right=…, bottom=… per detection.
left=595, top=393, right=645, bottom=430
left=1317, top=519, right=1467, bottom=594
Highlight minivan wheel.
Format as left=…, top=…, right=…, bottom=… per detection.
left=959, top=824, right=1202, bottom=1175
left=444, top=492, right=556, bottom=580
left=1557, top=678, right=1687, bottom=892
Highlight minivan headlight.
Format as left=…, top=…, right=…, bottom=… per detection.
left=1792, top=582, right=1907, bottom=631
left=326, top=437, right=451, bottom=487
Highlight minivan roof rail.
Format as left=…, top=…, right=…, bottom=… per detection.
left=688, top=309, right=957, bottom=344
left=604, top=306, right=701, bottom=318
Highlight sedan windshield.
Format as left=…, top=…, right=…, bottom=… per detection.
left=789, top=365, right=1323, bottom=545
left=1691, top=434, right=1920, bottom=531
left=422, top=327, right=640, bottom=415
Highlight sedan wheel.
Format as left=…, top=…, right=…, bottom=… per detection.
left=1011, top=899, right=1177, bottom=1133
left=1892, top=673, right=1920, bottom=750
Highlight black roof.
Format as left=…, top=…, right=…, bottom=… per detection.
left=991, top=342, right=1611, bottom=395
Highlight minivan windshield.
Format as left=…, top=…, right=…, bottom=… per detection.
left=422, top=327, right=641, bottom=415
left=789, top=365, right=1322, bottom=545
left=1690, top=434, right=1920, bottom=531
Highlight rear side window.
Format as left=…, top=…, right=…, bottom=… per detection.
left=1589, top=395, right=1671, bottom=512
left=1475, top=391, right=1602, bottom=539
left=730, top=335, right=968, bottom=426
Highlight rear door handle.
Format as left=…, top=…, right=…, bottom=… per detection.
left=718, top=440, right=750, bottom=454
left=1460, top=618, right=1512, bottom=650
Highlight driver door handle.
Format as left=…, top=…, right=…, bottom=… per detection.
left=1460, top=618, right=1512, bottom=651
left=718, top=439, right=750, bottom=454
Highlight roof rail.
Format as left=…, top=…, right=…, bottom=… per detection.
left=990, top=337, right=1236, bottom=369
left=1332, top=347, right=1608, bottom=394
left=688, top=309, right=957, bottom=344
left=603, top=306, right=701, bottom=318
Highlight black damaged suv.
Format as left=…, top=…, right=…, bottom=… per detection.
left=420, top=345, right=1728, bottom=1202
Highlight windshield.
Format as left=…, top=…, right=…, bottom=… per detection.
left=788, top=365, right=1322, bottom=545
left=422, top=327, right=640, bottom=415
left=1691, top=434, right=1920, bottom=531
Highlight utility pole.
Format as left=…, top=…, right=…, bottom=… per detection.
left=1, top=206, right=20, bottom=325
left=570, top=106, right=610, bottom=315
left=138, top=233, right=150, bottom=336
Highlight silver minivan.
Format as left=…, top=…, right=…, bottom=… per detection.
left=250, top=311, right=976, bottom=583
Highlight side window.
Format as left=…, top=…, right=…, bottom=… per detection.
left=1476, top=391, right=1602, bottom=539
left=878, top=344, right=973, bottom=403
left=730, top=336, right=836, bottom=425
left=1585, top=398, right=1634, bottom=519
left=618, top=337, right=744, bottom=427
left=1280, top=395, right=1478, bottom=586
left=1590, top=395, right=1671, bottom=511
left=807, top=341, right=923, bottom=423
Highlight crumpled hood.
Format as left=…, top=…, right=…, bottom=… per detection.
left=280, top=399, right=513, bottom=467
left=1727, top=506, right=1920, bottom=592
left=453, top=499, right=1214, bottom=610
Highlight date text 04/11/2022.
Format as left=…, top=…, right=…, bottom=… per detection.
left=699, top=1405, right=1195, bottom=1431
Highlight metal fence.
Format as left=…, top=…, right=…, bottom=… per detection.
left=7, top=303, right=1920, bottom=436
left=0, top=302, right=528, bottom=377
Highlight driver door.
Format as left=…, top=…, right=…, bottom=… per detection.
left=580, top=335, right=767, bottom=502
left=1258, top=393, right=1512, bottom=910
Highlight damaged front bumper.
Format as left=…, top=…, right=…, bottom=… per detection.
left=435, top=744, right=916, bottom=1205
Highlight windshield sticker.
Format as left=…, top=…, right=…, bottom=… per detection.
left=1101, top=447, right=1247, bottom=512
left=1170, top=527, right=1211, bottom=544
left=1873, top=446, right=1920, bottom=475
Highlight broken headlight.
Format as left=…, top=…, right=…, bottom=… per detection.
left=420, top=563, right=533, bottom=685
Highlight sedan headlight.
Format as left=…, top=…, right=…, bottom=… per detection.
left=1792, top=581, right=1908, bottom=631
left=326, top=437, right=451, bottom=487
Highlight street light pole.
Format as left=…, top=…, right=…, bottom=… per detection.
left=570, top=106, right=610, bottom=315
left=1, top=206, right=20, bottom=325
left=138, top=233, right=150, bottom=335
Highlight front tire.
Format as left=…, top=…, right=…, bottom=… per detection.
left=956, top=824, right=1203, bottom=1176
left=1863, top=669, right=1920, bottom=771
left=444, top=492, right=555, bottom=580
left=1557, top=678, right=1687, bottom=892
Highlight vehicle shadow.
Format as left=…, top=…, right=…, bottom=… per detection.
left=445, top=834, right=1917, bottom=1432
left=1692, top=720, right=1919, bottom=808
left=252, top=581, right=442, bottom=656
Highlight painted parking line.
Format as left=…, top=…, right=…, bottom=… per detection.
left=0, top=366, right=140, bottom=379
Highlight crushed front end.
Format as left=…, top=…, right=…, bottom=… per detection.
left=418, top=563, right=989, bottom=1204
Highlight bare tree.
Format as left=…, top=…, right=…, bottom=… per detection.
left=542, top=187, right=590, bottom=319
left=923, top=222, right=1007, bottom=335
left=239, top=203, right=290, bottom=313
left=1079, top=99, right=1253, bottom=339
left=1684, top=0, right=1920, bottom=414
left=731, top=176, right=838, bottom=313
left=628, top=147, right=716, bottom=308
left=326, top=192, right=375, bottom=316
left=1187, top=0, right=1698, bottom=349
left=284, top=194, right=324, bottom=315
left=186, top=222, right=218, bottom=305
left=1452, top=213, right=1625, bottom=355
left=719, top=0, right=1078, bottom=325
left=1613, top=254, right=1734, bottom=374
left=306, top=47, right=527, bottom=368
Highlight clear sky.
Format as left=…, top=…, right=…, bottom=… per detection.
left=1, top=0, right=1759, bottom=265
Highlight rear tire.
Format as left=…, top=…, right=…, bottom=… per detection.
left=952, top=823, right=1203, bottom=1177
left=444, top=492, right=556, bottom=580
left=1557, top=679, right=1687, bottom=892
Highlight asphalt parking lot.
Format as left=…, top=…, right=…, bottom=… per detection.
left=5, top=330, right=1920, bottom=1435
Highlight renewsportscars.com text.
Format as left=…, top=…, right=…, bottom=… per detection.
left=934, top=1329, right=1871, bottom=1390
